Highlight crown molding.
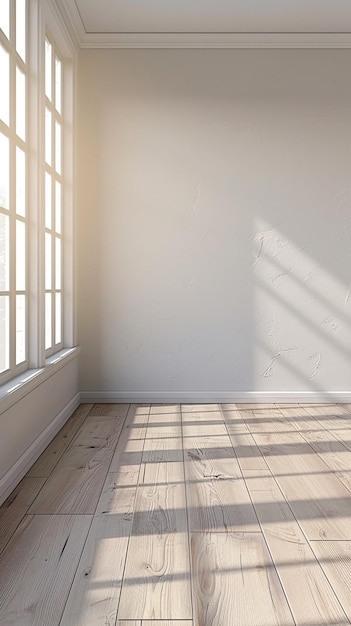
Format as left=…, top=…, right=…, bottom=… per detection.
left=58, top=1, right=351, bottom=49
left=80, top=32, right=351, bottom=49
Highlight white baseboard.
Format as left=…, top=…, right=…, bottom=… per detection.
left=79, top=390, right=351, bottom=404
left=0, top=392, right=81, bottom=506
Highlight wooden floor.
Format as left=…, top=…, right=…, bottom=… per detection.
left=1, top=402, right=351, bottom=625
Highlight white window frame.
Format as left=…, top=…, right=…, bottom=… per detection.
left=0, top=0, right=77, bottom=391
left=0, top=0, right=29, bottom=384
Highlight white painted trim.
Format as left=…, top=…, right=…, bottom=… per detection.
left=0, top=347, right=80, bottom=415
left=79, top=32, right=351, bottom=49
left=0, top=392, right=80, bottom=505
left=54, top=3, right=351, bottom=49
left=79, top=390, right=351, bottom=404
left=59, top=0, right=86, bottom=47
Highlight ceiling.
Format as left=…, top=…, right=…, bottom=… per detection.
left=59, top=0, right=351, bottom=48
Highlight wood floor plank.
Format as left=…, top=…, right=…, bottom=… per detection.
left=191, top=531, right=294, bottom=626
left=88, top=403, right=130, bottom=418
left=118, top=444, right=192, bottom=621
left=59, top=515, right=130, bottom=626
left=118, top=622, right=193, bottom=626
left=142, top=437, right=184, bottom=465
left=150, top=404, right=180, bottom=414
left=311, top=541, right=351, bottom=623
left=28, top=404, right=93, bottom=477
left=182, top=410, right=228, bottom=440
left=243, top=408, right=351, bottom=540
left=224, top=409, right=268, bottom=470
left=183, top=409, right=259, bottom=532
left=184, top=433, right=259, bottom=532
left=109, top=404, right=149, bottom=473
left=147, top=407, right=182, bottom=439
left=302, top=403, right=351, bottom=430
left=279, top=405, right=351, bottom=493
left=28, top=412, right=126, bottom=514
left=0, top=476, right=46, bottom=553
left=274, top=404, right=323, bottom=433
left=254, top=432, right=351, bottom=540
left=245, top=469, right=349, bottom=625
left=96, top=466, right=141, bottom=518
left=3, top=402, right=351, bottom=626
left=0, top=514, right=91, bottom=626
left=142, top=622, right=192, bottom=625
left=303, top=404, right=351, bottom=452
left=181, top=404, right=220, bottom=413
left=236, top=404, right=297, bottom=435
left=61, top=413, right=144, bottom=626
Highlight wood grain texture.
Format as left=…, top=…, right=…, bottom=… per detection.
left=181, top=404, right=220, bottom=413
left=150, top=404, right=180, bottom=414
left=27, top=404, right=93, bottom=477
left=191, top=531, right=294, bottom=626
left=118, top=622, right=193, bottom=626
left=59, top=515, right=130, bottom=626
left=183, top=409, right=258, bottom=532
left=242, top=407, right=351, bottom=540
left=118, top=444, right=192, bottom=621
left=88, top=403, right=130, bottom=417
left=184, top=434, right=259, bottom=532
left=279, top=404, right=351, bottom=492
left=2, top=402, right=351, bottom=625
left=0, top=514, right=91, bottom=625
left=311, top=541, right=351, bottom=622
left=60, top=409, right=144, bottom=626
left=109, top=404, right=149, bottom=473
left=146, top=410, right=182, bottom=439
left=28, top=411, right=127, bottom=514
left=245, top=469, right=349, bottom=625
left=0, top=476, right=46, bottom=554
left=224, top=409, right=268, bottom=470
left=303, top=404, right=351, bottom=452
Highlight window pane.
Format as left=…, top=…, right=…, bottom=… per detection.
left=16, top=219, right=26, bottom=290
left=55, top=237, right=61, bottom=289
left=16, top=147, right=26, bottom=216
left=45, top=107, right=52, bottom=165
left=0, top=213, right=10, bottom=290
left=55, top=121, right=61, bottom=175
left=45, top=292, right=52, bottom=349
left=55, top=56, right=62, bottom=113
left=45, top=232, right=52, bottom=289
left=0, top=295, right=9, bottom=373
left=0, top=45, right=10, bottom=126
left=16, top=67, right=26, bottom=140
left=55, top=292, right=61, bottom=344
left=45, top=172, right=52, bottom=228
left=55, top=181, right=61, bottom=233
left=16, top=294, right=26, bottom=363
left=45, top=39, right=52, bottom=101
left=0, top=133, right=9, bottom=210
left=16, top=0, right=26, bottom=62
left=0, top=1, right=10, bottom=39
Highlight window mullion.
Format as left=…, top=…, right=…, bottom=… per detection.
left=8, top=13, right=16, bottom=374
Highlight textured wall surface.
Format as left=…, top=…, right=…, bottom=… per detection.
left=77, top=49, right=351, bottom=395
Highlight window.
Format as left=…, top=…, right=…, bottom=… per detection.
left=0, top=0, right=75, bottom=386
left=44, top=37, right=63, bottom=354
left=0, top=0, right=28, bottom=380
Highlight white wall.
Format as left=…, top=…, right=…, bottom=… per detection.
left=78, top=49, right=351, bottom=400
left=0, top=355, right=80, bottom=503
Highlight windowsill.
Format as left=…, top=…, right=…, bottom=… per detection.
left=0, top=347, right=81, bottom=416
